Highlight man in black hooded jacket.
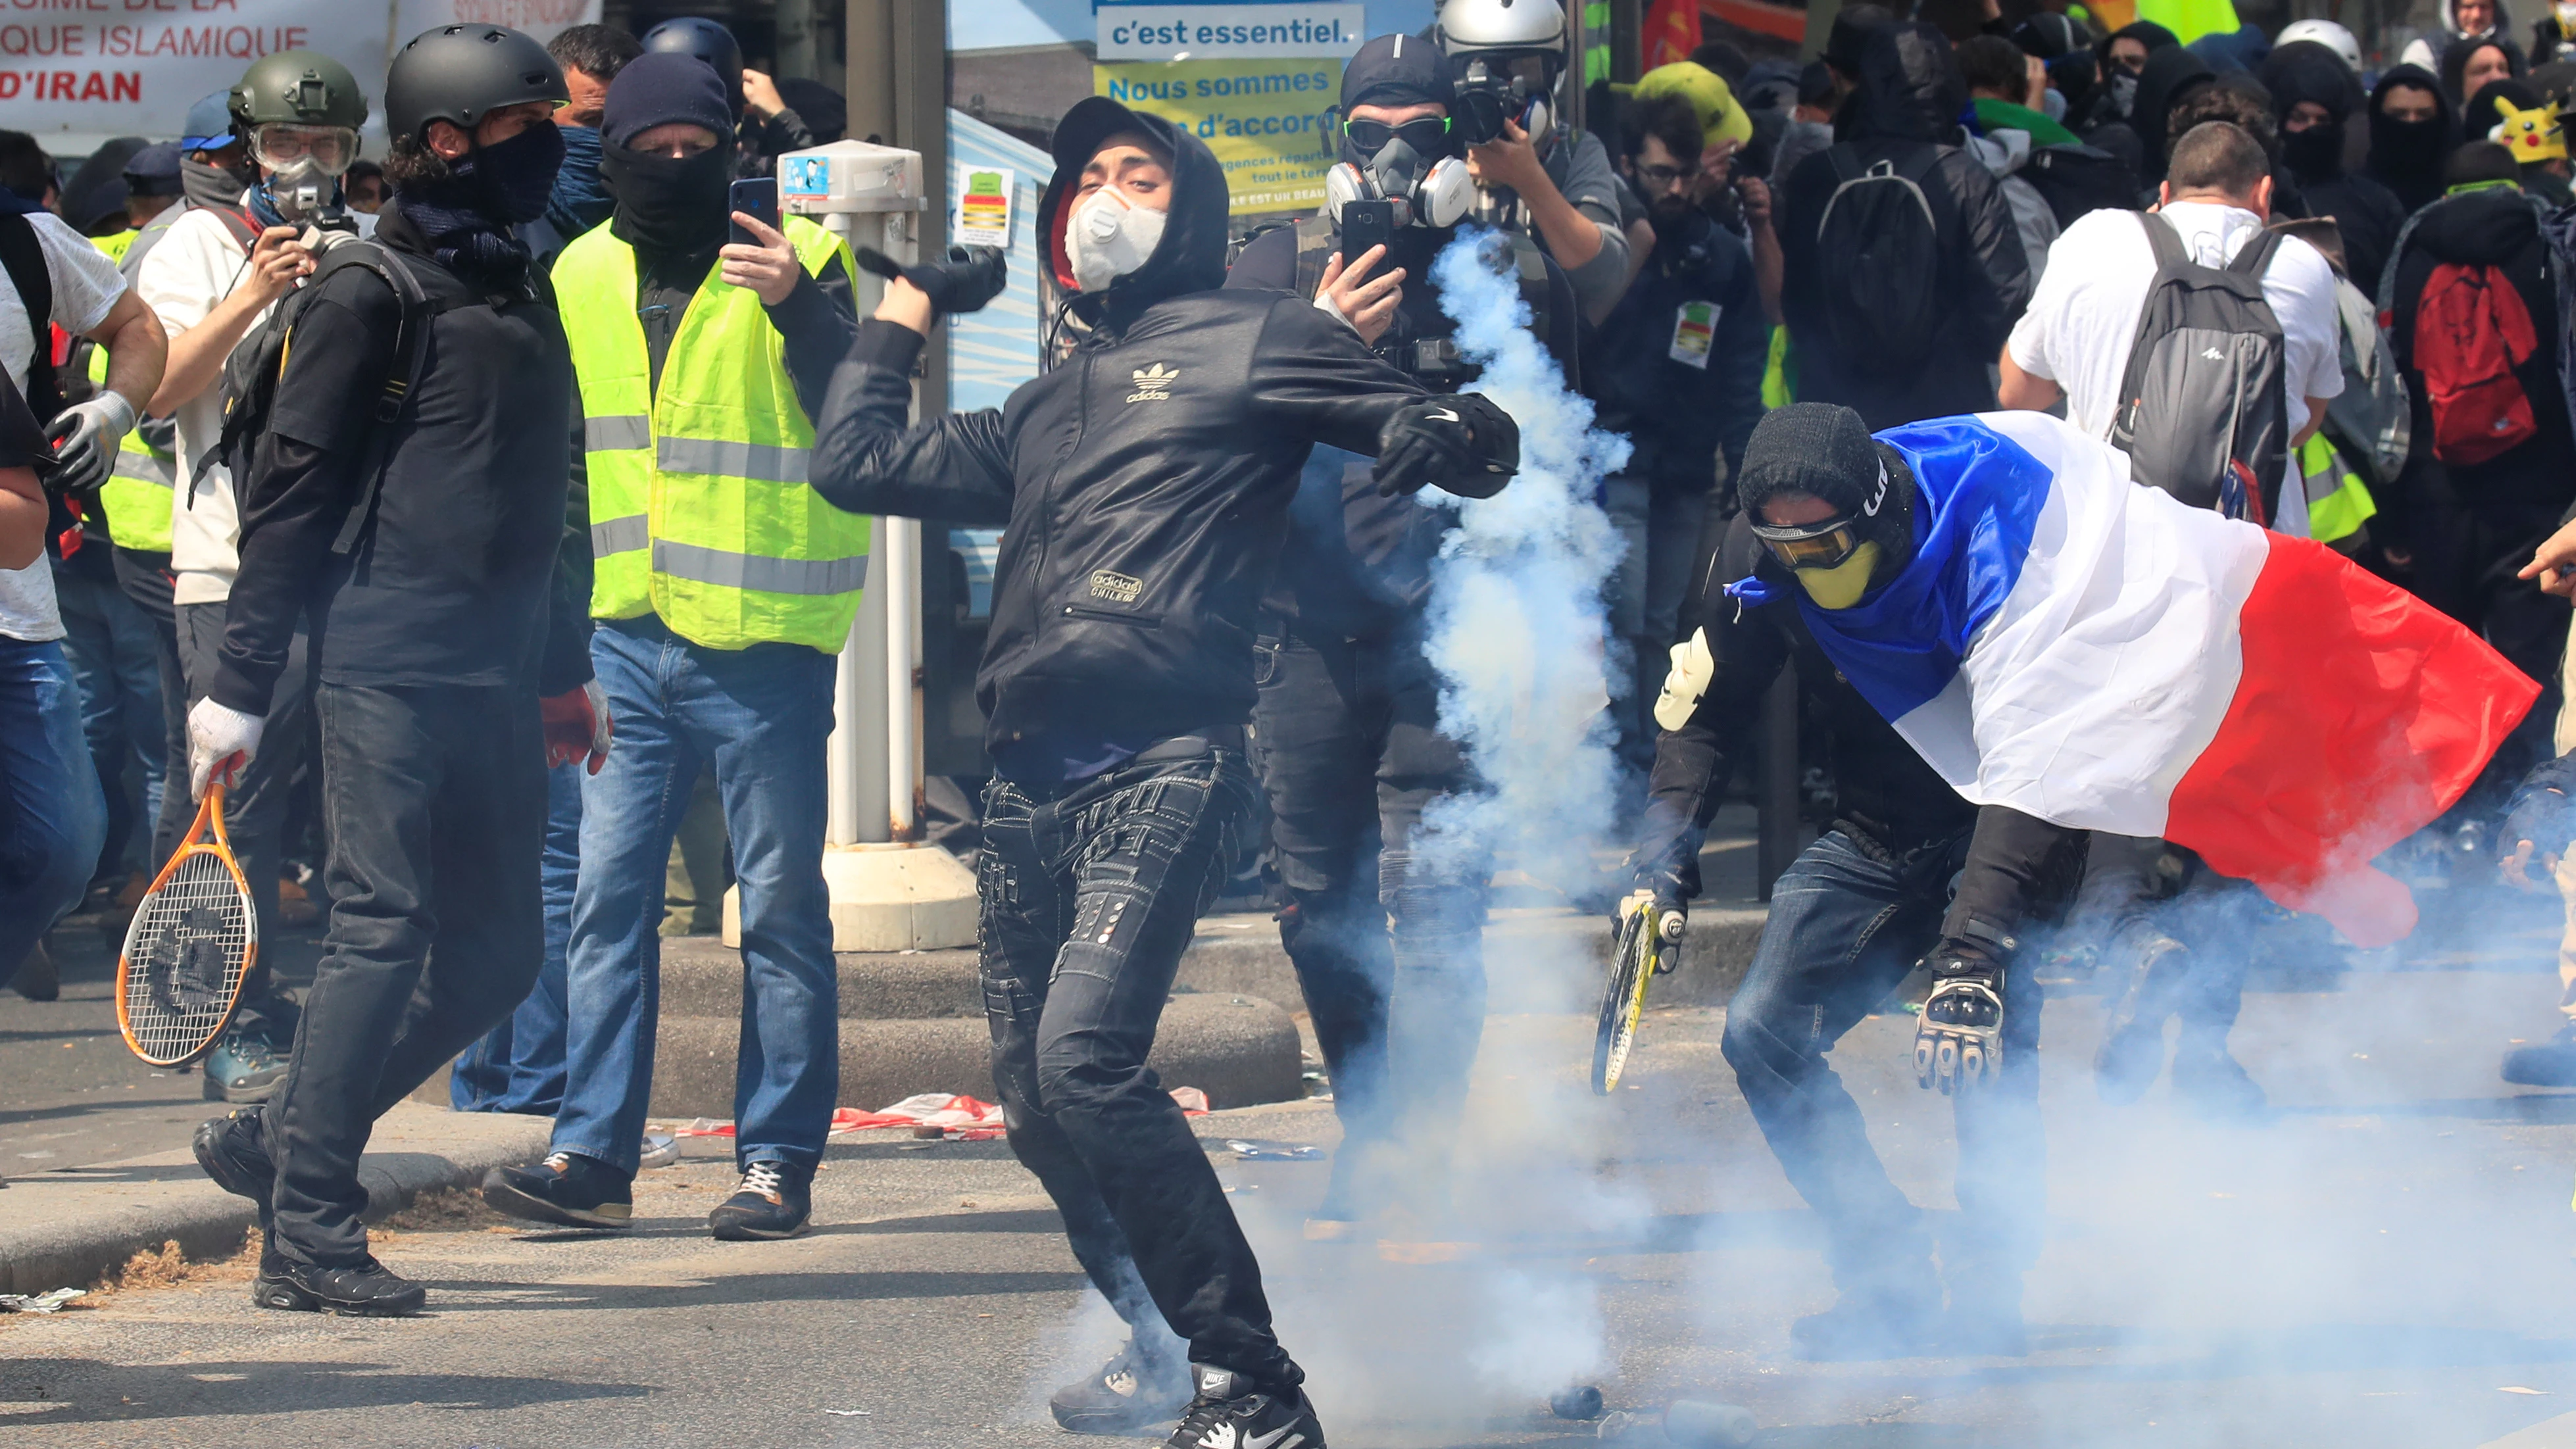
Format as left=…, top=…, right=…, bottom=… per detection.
left=1629, top=403, right=2081, bottom=1360
left=1779, top=21, right=2030, bottom=429
left=2264, top=39, right=2406, bottom=293
left=812, top=95, right=1515, bottom=1449
left=2367, top=64, right=2464, bottom=214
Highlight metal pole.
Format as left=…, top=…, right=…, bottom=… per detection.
left=826, top=207, right=893, bottom=847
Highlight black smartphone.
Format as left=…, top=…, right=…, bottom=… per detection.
left=1340, top=199, right=1395, bottom=268
left=728, top=177, right=780, bottom=246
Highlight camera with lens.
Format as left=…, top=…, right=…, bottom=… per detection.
left=1448, top=55, right=1550, bottom=145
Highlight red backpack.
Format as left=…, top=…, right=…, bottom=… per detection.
left=2413, top=261, right=2540, bottom=466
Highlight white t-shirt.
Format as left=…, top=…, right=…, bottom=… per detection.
left=137, top=203, right=268, bottom=607
left=0, top=211, right=128, bottom=643
left=2006, top=201, right=2344, bottom=443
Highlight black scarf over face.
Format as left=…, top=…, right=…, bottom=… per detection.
left=601, top=141, right=733, bottom=259
left=2367, top=64, right=2463, bottom=212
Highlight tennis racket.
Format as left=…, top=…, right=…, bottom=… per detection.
left=116, top=778, right=257, bottom=1067
left=1591, top=895, right=1673, bottom=1095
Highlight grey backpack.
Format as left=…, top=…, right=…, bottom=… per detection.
left=2108, top=210, right=2290, bottom=524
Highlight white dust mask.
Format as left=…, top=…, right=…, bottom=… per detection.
left=1066, top=186, right=1167, bottom=293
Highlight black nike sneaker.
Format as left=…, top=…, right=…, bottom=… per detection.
left=193, top=1108, right=274, bottom=1216
left=253, top=1256, right=426, bottom=1317
left=708, top=1158, right=812, bottom=1240
left=1050, top=1338, right=1192, bottom=1434
left=481, top=1151, right=635, bottom=1229
left=1164, top=1365, right=1324, bottom=1449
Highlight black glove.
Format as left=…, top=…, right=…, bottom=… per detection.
left=855, top=243, right=1008, bottom=316
left=1914, top=922, right=2014, bottom=1096
left=1372, top=393, right=1518, bottom=499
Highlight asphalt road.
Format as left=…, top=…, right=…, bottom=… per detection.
left=6, top=880, right=2576, bottom=1449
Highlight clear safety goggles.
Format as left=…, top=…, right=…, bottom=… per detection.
left=1749, top=512, right=1865, bottom=571
left=251, top=124, right=359, bottom=178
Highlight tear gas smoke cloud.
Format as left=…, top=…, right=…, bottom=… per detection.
left=1409, top=228, right=1632, bottom=898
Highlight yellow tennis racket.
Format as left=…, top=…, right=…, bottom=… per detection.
left=116, top=778, right=257, bottom=1067
left=1591, top=895, right=1668, bottom=1095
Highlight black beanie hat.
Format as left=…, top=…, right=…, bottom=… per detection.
left=1738, top=403, right=1916, bottom=560
left=601, top=51, right=736, bottom=150
left=1343, top=31, right=1455, bottom=114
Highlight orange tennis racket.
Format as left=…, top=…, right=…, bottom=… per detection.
left=116, top=777, right=258, bottom=1067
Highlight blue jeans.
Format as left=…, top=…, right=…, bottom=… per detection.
left=54, top=563, right=164, bottom=878
left=451, top=760, right=583, bottom=1114
left=553, top=622, right=838, bottom=1176
left=0, top=637, right=108, bottom=984
left=1720, top=827, right=2045, bottom=1298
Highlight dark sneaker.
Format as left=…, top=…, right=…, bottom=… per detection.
left=11, top=941, right=57, bottom=1001
left=2093, top=933, right=2190, bottom=1104
left=481, top=1152, right=634, bottom=1230
left=708, top=1158, right=811, bottom=1240
left=193, top=1108, right=274, bottom=1215
left=2503, top=1024, right=2576, bottom=1087
left=203, top=1029, right=289, bottom=1104
left=254, top=1256, right=426, bottom=1317
left=2171, top=1042, right=2269, bottom=1121
left=1164, top=1365, right=1324, bottom=1449
left=1788, top=1288, right=1943, bottom=1362
left=1050, top=1339, right=1192, bottom=1435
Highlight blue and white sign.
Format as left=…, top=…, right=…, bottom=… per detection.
left=1095, top=3, right=1368, bottom=61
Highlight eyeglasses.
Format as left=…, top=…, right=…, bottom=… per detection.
left=1633, top=163, right=1689, bottom=188
left=251, top=124, right=357, bottom=177
left=1344, top=116, right=1452, bottom=155
left=1749, top=512, right=1865, bottom=571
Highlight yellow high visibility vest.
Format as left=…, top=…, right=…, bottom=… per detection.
left=2298, top=433, right=2377, bottom=551
left=555, top=214, right=869, bottom=652
left=87, top=230, right=174, bottom=553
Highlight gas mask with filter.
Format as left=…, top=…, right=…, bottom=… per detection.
left=251, top=122, right=359, bottom=226
left=1324, top=112, right=1475, bottom=230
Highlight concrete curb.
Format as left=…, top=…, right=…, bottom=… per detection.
left=0, top=1103, right=552, bottom=1298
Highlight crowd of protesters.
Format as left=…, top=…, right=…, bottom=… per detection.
left=6, top=1, right=2576, bottom=1444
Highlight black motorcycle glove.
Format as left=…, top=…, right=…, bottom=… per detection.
left=855, top=243, right=1008, bottom=316
left=1914, top=920, right=2014, bottom=1096
left=1372, top=392, right=1518, bottom=498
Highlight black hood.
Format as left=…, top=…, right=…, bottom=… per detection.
left=1840, top=21, right=1967, bottom=145
left=1039, top=95, right=1229, bottom=328
left=2408, top=174, right=2540, bottom=266
left=2441, top=32, right=2530, bottom=103
left=2262, top=40, right=2364, bottom=181
left=2465, top=76, right=2544, bottom=146
left=2367, top=64, right=2463, bottom=212
left=2133, top=44, right=2217, bottom=178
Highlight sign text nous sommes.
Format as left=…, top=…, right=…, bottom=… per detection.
left=1095, top=3, right=1365, bottom=62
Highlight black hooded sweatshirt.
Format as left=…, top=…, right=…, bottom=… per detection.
left=1779, top=22, right=2031, bottom=429
left=2130, top=43, right=2217, bottom=184
left=2367, top=64, right=2465, bottom=214
left=812, top=97, right=1484, bottom=779
left=2262, top=40, right=2408, bottom=294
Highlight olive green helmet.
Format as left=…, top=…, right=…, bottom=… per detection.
left=228, top=50, right=369, bottom=132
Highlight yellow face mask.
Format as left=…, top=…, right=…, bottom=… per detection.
left=1794, top=541, right=1883, bottom=610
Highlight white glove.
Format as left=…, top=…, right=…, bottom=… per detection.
left=186, top=697, right=264, bottom=801
left=46, top=392, right=137, bottom=494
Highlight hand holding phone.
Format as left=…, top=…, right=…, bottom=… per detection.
left=728, top=177, right=780, bottom=247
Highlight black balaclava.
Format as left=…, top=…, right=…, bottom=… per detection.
left=1335, top=30, right=1461, bottom=249
left=2098, top=20, right=2181, bottom=119
left=2367, top=63, right=2463, bottom=212
left=1737, top=403, right=1918, bottom=597
left=2261, top=39, right=2364, bottom=182
left=601, top=51, right=741, bottom=258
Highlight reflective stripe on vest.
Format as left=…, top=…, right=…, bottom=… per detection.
left=84, top=321, right=175, bottom=553
left=2298, top=433, right=2377, bottom=547
left=555, top=214, right=869, bottom=652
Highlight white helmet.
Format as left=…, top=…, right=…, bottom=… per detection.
left=1436, top=0, right=1568, bottom=51
left=2276, top=18, right=2363, bottom=74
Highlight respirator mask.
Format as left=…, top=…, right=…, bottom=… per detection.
left=1325, top=114, right=1475, bottom=230
left=1449, top=53, right=1557, bottom=144
left=1065, top=184, right=1166, bottom=292
left=251, top=122, right=357, bottom=221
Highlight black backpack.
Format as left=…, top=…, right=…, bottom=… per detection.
left=2019, top=143, right=2141, bottom=229
left=2108, top=211, right=2291, bottom=522
left=1813, top=143, right=1946, bottom=378
left=209, top=240, right=485, bottom=557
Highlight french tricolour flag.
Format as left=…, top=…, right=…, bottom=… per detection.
left=1736, top=412, right=2539, bottom=946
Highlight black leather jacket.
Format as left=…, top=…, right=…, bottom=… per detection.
left=812, top=100, right=1464, bottom=765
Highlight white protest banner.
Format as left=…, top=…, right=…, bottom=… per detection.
left=0, top=0, right=599, bottom=155
left=1095, top=3, right=1366, bottom=62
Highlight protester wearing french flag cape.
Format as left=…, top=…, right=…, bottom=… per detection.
left=1729, top=405, right=2539, bottom=950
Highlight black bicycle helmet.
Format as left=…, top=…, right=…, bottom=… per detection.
left=385, top=23, right=568, bottom=145
left=641, top=17, right=745, bottom=111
